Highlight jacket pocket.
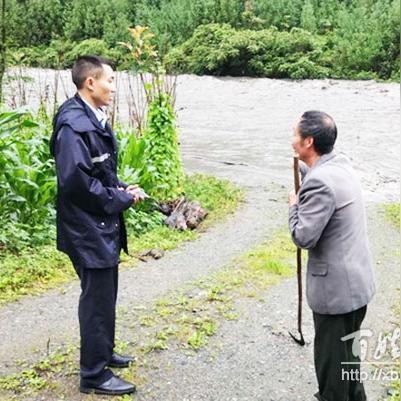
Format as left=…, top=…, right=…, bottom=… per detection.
left=306, top=261, right=328, bottom=313
left=96, top=216, right=119, bottom=232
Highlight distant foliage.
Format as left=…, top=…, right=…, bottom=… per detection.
left=300, top=0, right=317, bottom=33
left=135, top=0, right=246, bottom=49
left=3, top=0, right=399, bottom=80
left=63, top=0, right=131, bottom=45
left=62, top=39, right=120, bottom=68
left=7, top=0, right=65, bottom=47
left=166, top=24, right=329, bottom=79
left=332, top=0, right=400, bottom=79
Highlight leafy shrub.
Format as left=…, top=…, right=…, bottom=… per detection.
left=4, top=0, right=399, bottom=80
left=300, top=0, right=317, bottom=33
left=0, top=110, right=56, bottom=250
left=63, top=39, right=123, bottom=69
left=143, top=93, right=184, bottom=200
left=136, top=0, right=246, bottom=49
left=116, top=127, right=159, bottom=196
left=9, top=40, right=75, bottom=69
left=7, top=0, right=65, bottom=47
left=370, top=0, right=400, bottom=80
left=253, top=0, right=305, bottom=30
left=63, top=0, right=131, bottom=45
left=166, top=24, right=329, bottom=78
left=9, top=40, right=131, bottom=70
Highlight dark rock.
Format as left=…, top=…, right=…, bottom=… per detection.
left=164, top=197, right=208, bottom=230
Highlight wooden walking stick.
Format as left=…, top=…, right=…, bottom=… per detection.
left=289, top=155, right=305, bottom=346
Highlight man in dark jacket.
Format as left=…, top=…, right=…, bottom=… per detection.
left=50, top=56, right=143, bottom=395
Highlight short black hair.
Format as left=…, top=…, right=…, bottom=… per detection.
left=298, top=110, right=337, bottom=155
left=71, top=55, right=114, bottom=89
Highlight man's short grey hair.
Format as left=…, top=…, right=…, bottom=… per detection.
left=298, top=111, right=337, bottom=155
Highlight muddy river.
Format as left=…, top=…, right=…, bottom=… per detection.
left=5, top=68, right=400, bottom=203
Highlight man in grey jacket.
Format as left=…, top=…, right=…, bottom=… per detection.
left=288, top=111, right=375, bottom=401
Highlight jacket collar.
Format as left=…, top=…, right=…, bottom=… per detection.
left=80, top=96, right=108, bottom=128
left=74, top=93, right=109, bottom=135
left=310, top=150, right=336, bottom=171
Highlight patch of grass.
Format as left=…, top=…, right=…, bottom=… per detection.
left=383, top=203, right=400, bottom=231
left=0, top=174, right=243, bottom=306
left=142, top=340, right=169, bottom=353
left=184, top=174, right=245, bottom=225
left=0, top=347, right=75, bottom=397
left=0, top=246, right=74, bottom=305
left=0, top=369, right=48, bottom=394
left=126, top=225, right=197, bottom=258
left=242, top=233, right=294, bottom=277
left=387, top=378, right=400, bottom=401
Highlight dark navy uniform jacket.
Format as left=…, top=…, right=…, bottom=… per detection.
left=50, top=94, right=133, bottom=268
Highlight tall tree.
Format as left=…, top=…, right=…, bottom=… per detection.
left=0, top=0, right=6, bottom=102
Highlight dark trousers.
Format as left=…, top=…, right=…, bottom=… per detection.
left=313, top=306, right=367, bottom=401
left=74, top=265, right=119, bottom=386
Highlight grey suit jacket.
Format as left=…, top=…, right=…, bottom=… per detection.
left=289, top=151, right=375, bottom=315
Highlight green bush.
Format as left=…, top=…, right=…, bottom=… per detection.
left=300, top=0, right=317, bottom=33
left=63, top=0, right=132, bottom=46
left=333, top=4, right=383, bottom=77
left=3, top=0, right=399, bottom=80
left=253, top=0, right=305, bottom=30
left=136, top=0, right=246, bottom=49
left=116, top=92, right=184, bottom=203
left=0, top=105, right=181, bottom=251
left=143, top=93, right=184, bottom=200
left=166, top=24, right=330, bottom=78
left=63, top=39, right=121, bottom=68
left=370, top=0, right=400, bottom=80
left=9, top=40, right=75, bottom=69
left=0, top=110, right=56, bottom=250
left=7, top=0, right=65, bottom=47
left=9, top=40, right=132, bottom=70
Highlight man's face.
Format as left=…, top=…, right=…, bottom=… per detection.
left=89, top=64, right=116, bottom=108
left=292, top=123, right=312, bottom=162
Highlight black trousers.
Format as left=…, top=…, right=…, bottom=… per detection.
left=74, top=265, right=119, bottom=386
left=313, top=305, right=367, bottom=401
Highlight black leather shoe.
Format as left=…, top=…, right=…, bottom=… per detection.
left=109, top=352, right=136, bottom=368
left=80, top=375, right=136, bottom=395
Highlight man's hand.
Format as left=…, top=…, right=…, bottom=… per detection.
left=125, top=185, right=147, bottom=204
left=125, top=184, right=139, bottom=193
left=288, top=189, right=298, bottom=207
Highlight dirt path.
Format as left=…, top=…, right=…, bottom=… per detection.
left=132, top=205, right=399, bottom=401
left=0, top=73, right=399, bottom=400
left=0, top=189, right=285, bottom=373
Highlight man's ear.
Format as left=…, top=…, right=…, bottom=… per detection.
left=305, top=136, right=314, bottom=149
left=85, top=76, right=96, bottom=92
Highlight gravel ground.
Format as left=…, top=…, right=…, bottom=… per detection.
left=0, top=188, right=287, bottom=374
left=0, top=74, right=399, bottom=400
left=134, top=205, right=399, bottom=401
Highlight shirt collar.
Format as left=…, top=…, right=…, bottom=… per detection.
left=80, top=97, right=108, bottom=128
